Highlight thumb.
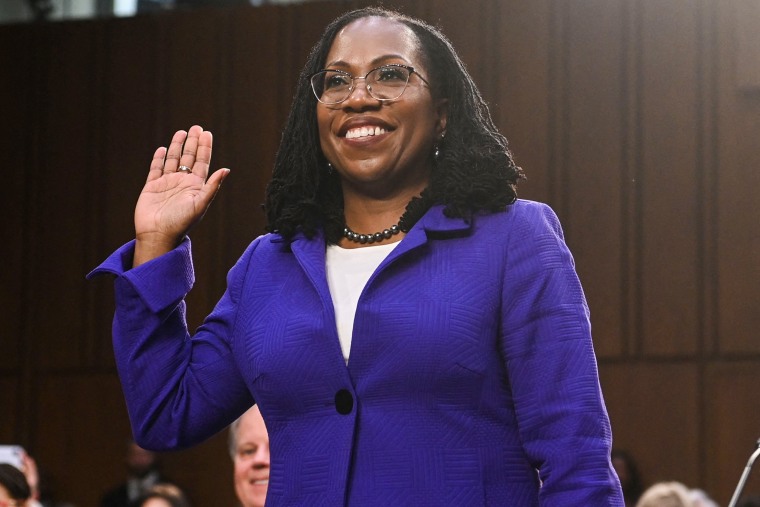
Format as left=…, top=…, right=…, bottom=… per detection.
left=199, top=168, right=230, bottom=206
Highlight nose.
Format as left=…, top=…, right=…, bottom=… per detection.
left=343, top=77, right=380, bottom=109
left=251, top=444, right=270, bottom=470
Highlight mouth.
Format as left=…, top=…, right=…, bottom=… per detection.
left=338, top=117, right=394, bottom=140
left=251, top=479, right=269, bottom=486
left=345, top=125, right=388, bottom=139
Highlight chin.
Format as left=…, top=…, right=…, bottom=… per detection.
left=242, top=490, right=267, bottom=507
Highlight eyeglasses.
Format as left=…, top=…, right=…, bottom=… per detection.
left=309, top=64, right=429, bottom=105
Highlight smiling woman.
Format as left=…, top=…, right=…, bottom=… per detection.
left=89, top=6, right=624, bottom=506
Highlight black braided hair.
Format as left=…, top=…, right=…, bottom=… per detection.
left=265, top=7, right=524, bottom=244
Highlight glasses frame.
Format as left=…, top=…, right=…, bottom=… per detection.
left=309, top=63, right=430, bottom=105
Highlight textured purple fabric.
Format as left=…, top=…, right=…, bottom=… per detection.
left=89, top=199, right=624, bottom=506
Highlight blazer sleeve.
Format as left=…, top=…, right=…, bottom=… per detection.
left=88, top=237, right=259, bottom=450
left=499, top=202, right=624, bottom=505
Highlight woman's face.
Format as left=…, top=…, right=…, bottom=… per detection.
left=316, top=16, right=447, bottom=199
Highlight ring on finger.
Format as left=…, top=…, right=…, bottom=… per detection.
left=177, top=165, right=193, bottom=173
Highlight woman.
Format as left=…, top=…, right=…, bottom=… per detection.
left=0, top=464, right=31, bottom=507
left=90, top=7, right=623, bottom=505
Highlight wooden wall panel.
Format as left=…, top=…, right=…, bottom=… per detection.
left=96, top=15, right=169, bottom=255
left=704, top=362, right=760, bottom=503
left=426, top=0, right=497, bottom=103
left=716, top=1, right=760, bottom=354
left=638, top=0, right=701, bottom=356
left=32, top=374, right=234, bottom=506
left=219, top=6, right=290, bottom=273
left=0, top=378, right=20, bottom=442
left=27, top=21, right=102, bottom=371
left=33, top=374, right=131, bottom=505
left=0, top=25, right=31, bottom=373
left=83, top=16, right=167, bottom=368
left=160, top=431, right=236, bottom=506
left=494, top=1, right=552, bottom=205
left=556, top=0, right=626, bottom=358
left=599, top=363, right=700, bottom=489
left=733, top=0, right=760, bottom=90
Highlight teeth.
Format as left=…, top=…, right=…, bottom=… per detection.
left=254, top=480, right=269, bottom=485
left=346, top=126, right=387, bottom=139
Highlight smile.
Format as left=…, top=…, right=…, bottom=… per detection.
left=345, top=126, right=387, bottom=139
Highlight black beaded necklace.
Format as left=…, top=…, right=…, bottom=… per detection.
left=342, top=223, right=405, bottom=244
left=342, top=191, right=431, bottom=245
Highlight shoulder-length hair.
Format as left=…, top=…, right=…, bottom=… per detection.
left=265, top=7, right=524, bottom=243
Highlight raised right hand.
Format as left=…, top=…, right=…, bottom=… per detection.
left=133, top=125, right=229, bottom=267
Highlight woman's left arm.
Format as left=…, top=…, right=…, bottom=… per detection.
left=499, top=202, right=624, bottom=506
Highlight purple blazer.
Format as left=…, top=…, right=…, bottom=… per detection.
left=90, top=199, right=623, bottom=506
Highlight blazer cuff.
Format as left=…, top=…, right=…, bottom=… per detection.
left=87, top=237, right=195, bottom=313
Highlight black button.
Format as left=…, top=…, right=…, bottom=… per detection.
left=335, top=389, right=353, bottom=415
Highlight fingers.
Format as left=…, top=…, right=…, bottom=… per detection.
left=147, top=125, right=216, bottom=181
left=178, top=125, right=204, bottom=175
left=163, top=129, right=189, bottom=174
left=147, top=146, right=167, bottom=183
left=193, top=130, right=213, bottom=180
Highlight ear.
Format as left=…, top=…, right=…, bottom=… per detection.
left=435, top=98, right=448, bottom=137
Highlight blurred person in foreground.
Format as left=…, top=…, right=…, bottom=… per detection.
left=228, top=406, right=269, bottom=507
left=89, top=6, right=624, bottom=505
left=0, top=463, right=32, bottom=507
left=635, top=481, right=695, bottom=507
left=133, top=484, right=190, bottom=507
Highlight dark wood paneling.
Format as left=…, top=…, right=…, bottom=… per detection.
left=33, top=374, right=131, bottom=506
left=494, top=0, right=552, bottom=205
left=0, top=25, right=31, bottom=373
left=599, top=363, right=700, bottom=489
left=733, top=0, right=760, bottom=90
left=557, top=0, right=627, bottom=358
left=28, top=21, right=103, bottom=371
left=638, top=0, right=701, bottom=356
left=716, top=0, right=760, bottom=355
left=704, top=362, right=760, bottom=503
left=0, top=378, right=20, bottom=441
left=161, top=431, right=236, bottom=506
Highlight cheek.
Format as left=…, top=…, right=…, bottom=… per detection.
left=234, top=460, right=247, bottom=479
left=316, top=108, right=332, bottom=144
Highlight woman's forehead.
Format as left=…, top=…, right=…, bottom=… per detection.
left=325, top=16, right=421, bottom=69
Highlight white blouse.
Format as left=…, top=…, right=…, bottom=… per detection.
left=325, top=241, right=399, bottom=363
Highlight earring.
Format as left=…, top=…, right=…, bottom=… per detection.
left=434, top=132, right=445, bottom=160
left=327, top=162, right=333, bottom=174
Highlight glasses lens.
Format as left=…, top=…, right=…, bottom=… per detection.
left=367, top=66, right=411, bottom=100
left=312, top=70, right=351, bottom=104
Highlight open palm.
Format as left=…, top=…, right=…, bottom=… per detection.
left=133, top=125, right=229, bottom=264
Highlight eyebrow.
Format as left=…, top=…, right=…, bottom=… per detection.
left=324, top=53, right=410, bottom=70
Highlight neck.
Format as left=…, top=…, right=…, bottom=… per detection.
left=339, top=187, right=431, bottom=248
left=341, top=181, right=426, bottom=229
